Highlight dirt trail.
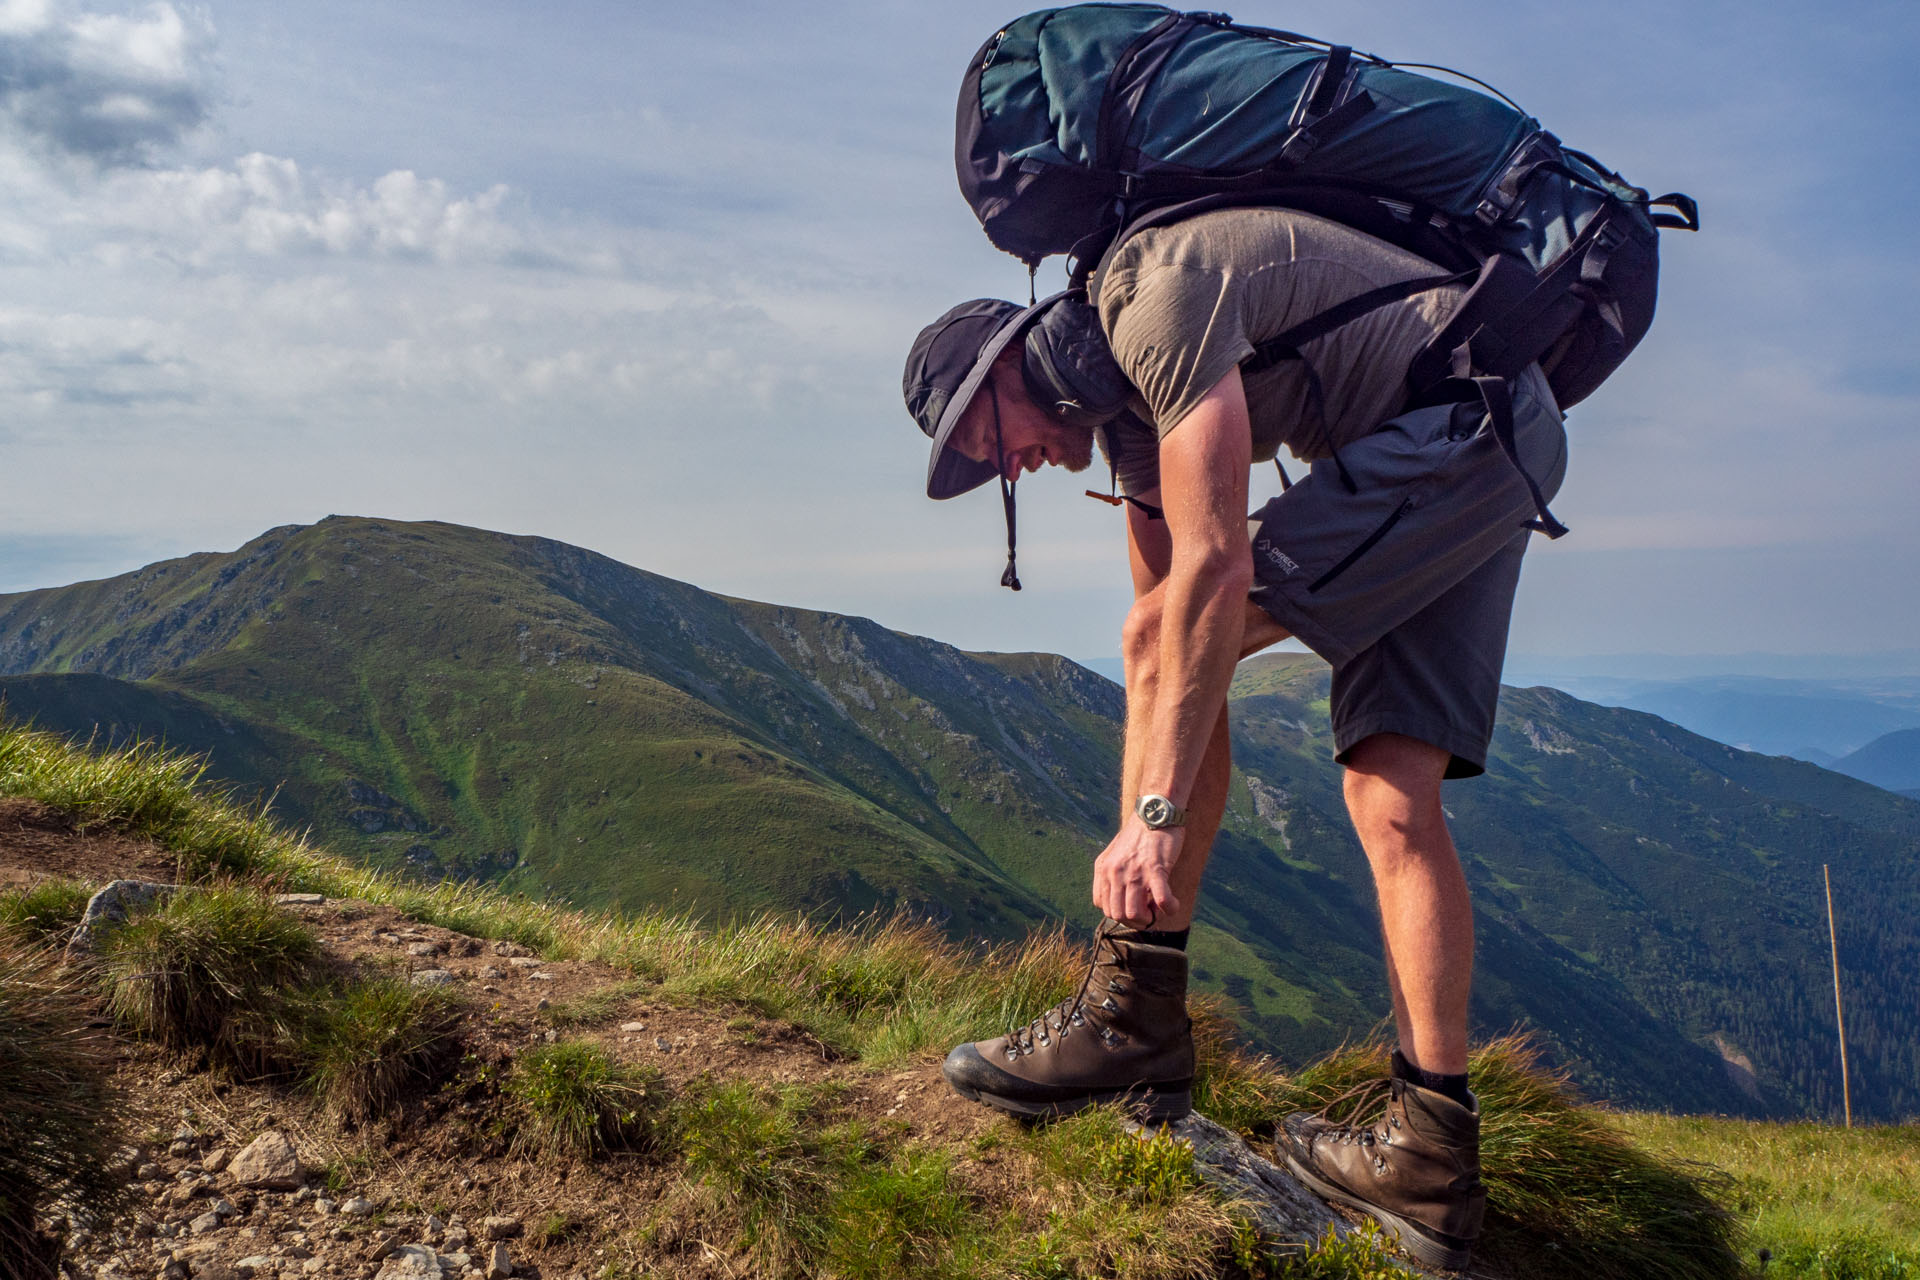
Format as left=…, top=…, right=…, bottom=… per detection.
left=3, top=821, right=999, bottom=1280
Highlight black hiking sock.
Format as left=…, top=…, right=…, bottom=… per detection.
left=1118, top=927, right=1189, bottom=951
left=1392, top=1049, right=1473, bottom=1108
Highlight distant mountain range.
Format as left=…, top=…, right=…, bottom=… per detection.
left=3, top=516, right=1916, bottom=1121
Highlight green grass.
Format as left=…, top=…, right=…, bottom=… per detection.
left=503, top=1040, right=662, bottom=1159
left=1618, top=1112, right=1920, bottom=1279
left=0, top=941, right=130, bottom=1280
left=97, top=883, right=320, bottom=1074
left=291, top=973, right=465, bottom=1123
left=0, top=878, right=92, bottom=947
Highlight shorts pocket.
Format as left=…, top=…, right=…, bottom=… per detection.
left=1308, top=496, right=1415, bottom=594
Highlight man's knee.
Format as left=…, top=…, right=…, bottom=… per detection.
left=1121, top=601, right=1161, bottom=674
left=1342, top=733, right=1450, bottom=852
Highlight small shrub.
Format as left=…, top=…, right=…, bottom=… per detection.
left=0, top=941, right=130, bottom=1280
left=503, top=1040, right=661, bottom=1159
left=822, top=1146, right=971, bottom=1280
left=98, top=885, right=319, bottom=1073
left=1269, top=1223, right=1418, bottom=1279
left=294, top=974, right=463, bottom=1123
left=1093, top=1124, right=1202, bottom=1205
left=0, top=878, right=92, bottom=948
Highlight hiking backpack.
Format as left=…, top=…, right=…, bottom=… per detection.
left=956, top=4, right=1698, bottom=536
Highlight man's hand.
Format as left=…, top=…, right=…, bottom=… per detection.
left=1092, top=816, right=1185, bottom=927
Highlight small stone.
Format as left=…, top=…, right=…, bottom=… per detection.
left=506, top=957, right=541, bottom=969
left=292, top=1187, right=315, bottom=1202
left=137, top=1162, right=162, bottom=1181
left=373, top=1245, right=442, bottom=1280
left=160, top=1261, right=190, bottom=1280
left=282, top=1247, right=313, bottom=1260
left=300, top=1261, right=323, bottom=1276
left=169, top=1140, right=196, bottom=1158
left=524, top=972, right=555, bottom=983
left=440, top=1254, right=471, bottom=1271
left=229, top=1132, right=304, bottom=1191
left=66, top=880, right=176, bottom=957
left=410, top=970, right=456, bottom=987
left=363, top=1232, right=405, bottom=1263
left=534, top=998, right=551, bottom=1011
left=484, top=1245, right=511, bottom=1280
left=312, top=1198, right=334, bottom=1216
left=275, top=894, right=324, bottom=906
left=490, top=940, right=530, bottom=957
left=235, top=1258, right=273, bottom=1275
left=424, top=1214, right=447, bottom=1238
left=340, top=1196, right=375, bottom=1218
left=406, top=942, right=443, bottom=957
left=440, top=1229, right=469, bottom=1253
left=188, top=1213, right=222, bottom=1236
left=618, top=1022, right=647, bottom=1033
left=201, top=1148, right=232, bottom=1174
left=476, top=967, right=503, bottom=980
left=208, top=1198, right=236, bottom=1217
left=654, top=1037, right=672, bottom=1052
left=477, top=1218, right=521, bottom=1242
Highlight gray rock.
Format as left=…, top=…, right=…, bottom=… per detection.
left=505, top=957, right=541, bottom=970
left=440, top=1254, right=471, bottom=1271
left=423, top=1215, right=446, bottom=1240
left=410, top=970, right=457, bottom=987
left=66, top=880, right=177, bottom=956
left=484, top=1244, right=511, bottom=1280
left=160, top=1261, right=190, bottom=1280
left=439, top=1230, right=469, bottom=1253
left=228, top=1132, right=304, bottom=1191
left=340, top=1196, right=375, bottom=1218
left=618, top=1022, right=647, bottom=1033
left=524, top=972, right=555, bottom=983
left=234, top=1258, right=274, bottom=1275
left=373, top=1245, right=442, bottom=1280
left=201, top=1148, right=232, bottom=1174
left=187, top=1213, right=222, bottom=1236
left=208, top=1199, right=236, bottom=1218
left=275, top=894, right=325, bottom=906
left=477, top=1218, right=520, bottom=1242
left=406, top=942, right=443, bottom=957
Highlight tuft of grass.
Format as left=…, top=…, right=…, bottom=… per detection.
left=96, top=884, right=319, bottom=1074
left=0, top=878, right=93, bottom=948
left=821, top=1145, right=974, bottom=1280
left=536, top=978, right=649, bottom=1029
left=503, top=1040, right=662, bottom=1159
left=0, top=941, right=131, bottom=1280
left=292, top=974, right=464, bottom=1123
left=671, top=1079, right=840, bottom=1267
left=1265, top=1036, right=1743, bottom=1280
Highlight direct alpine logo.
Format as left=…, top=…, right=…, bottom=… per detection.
left=1254, top=538, right=1299, bottom=576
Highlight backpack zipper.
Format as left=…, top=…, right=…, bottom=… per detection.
left=1308, top=498, right=1413, bottom=593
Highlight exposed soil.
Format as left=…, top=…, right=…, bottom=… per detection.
left=3, top=821, right=1004, bottom=1280
left=0, top=798, right=180, bottom=889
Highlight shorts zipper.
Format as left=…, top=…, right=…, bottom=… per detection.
left=1308, top=498, right=1413, bottom=594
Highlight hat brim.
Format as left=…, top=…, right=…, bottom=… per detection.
left=925, top=291, right=1065, bottom=500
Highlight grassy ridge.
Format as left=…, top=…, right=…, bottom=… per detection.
left=0, top=713, right=1817, bottom=1280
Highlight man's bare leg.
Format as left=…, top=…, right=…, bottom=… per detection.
left=1341, top=733, right=1472, bottom=1075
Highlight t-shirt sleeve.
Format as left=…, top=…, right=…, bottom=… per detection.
left=1100, top=262, right=1255, bottom=440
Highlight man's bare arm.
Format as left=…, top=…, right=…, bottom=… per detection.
left=1092, top=368, right=1253, bottom=925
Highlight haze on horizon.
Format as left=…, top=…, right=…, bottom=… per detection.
left=0, top=0, right=1913, bottom=667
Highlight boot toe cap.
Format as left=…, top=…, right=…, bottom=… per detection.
left=943, top=1040, right=1011, bottom=1097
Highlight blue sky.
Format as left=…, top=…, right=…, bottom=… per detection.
left=0, top=0, right=1913, bottom=665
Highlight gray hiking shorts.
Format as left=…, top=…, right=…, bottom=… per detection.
left=1247, top=364, right=1568, bottom=779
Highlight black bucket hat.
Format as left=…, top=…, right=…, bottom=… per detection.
left=903, top=293, right=1060, bottom=499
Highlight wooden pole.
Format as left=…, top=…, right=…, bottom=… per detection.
left=1824, top=864, right=1852, bottom=1128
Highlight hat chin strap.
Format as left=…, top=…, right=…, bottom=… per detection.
left=992, top=383, right=1021, bottom=592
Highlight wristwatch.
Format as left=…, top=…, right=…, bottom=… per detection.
left=1135, top=793, right=1187, bottom=829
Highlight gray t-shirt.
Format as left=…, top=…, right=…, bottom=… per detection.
left=1091, top=206, right=1468, bottom=494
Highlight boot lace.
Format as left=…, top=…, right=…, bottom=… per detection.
left=1003, top=921, right=1133, bottom=1060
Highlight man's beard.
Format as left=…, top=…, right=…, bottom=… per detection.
left=1052, top=426, right=1096, bottom=473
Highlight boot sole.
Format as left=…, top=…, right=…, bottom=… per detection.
left=948, top=1077, right=1192, bottom=1125
left=1284, top=1152, right=1473, bottom=1272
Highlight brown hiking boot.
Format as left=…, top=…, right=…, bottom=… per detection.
left=1279, top=1055, right=1487, bottom=1271
left=941, top=924, right=1193, bottom=1123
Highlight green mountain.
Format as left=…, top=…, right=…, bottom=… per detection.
left=3, top=516, right=1915, bottom=1120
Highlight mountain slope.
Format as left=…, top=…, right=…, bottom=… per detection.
left=1833, top=728, right=1920, bottom=793
left=4, top=516, right=1916, bottom=1119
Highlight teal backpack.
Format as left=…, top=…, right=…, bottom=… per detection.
left=956, top=5, right=1697, bottom=534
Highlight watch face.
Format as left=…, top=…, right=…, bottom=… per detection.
left=1141, top=796, right=1172, bottom=826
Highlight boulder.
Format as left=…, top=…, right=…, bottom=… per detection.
left=65, top=880, right=176, bottom=956
left=228, top=1131, right=304, bottom=1191
left=485, top=1244, right=512, bottom=1279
